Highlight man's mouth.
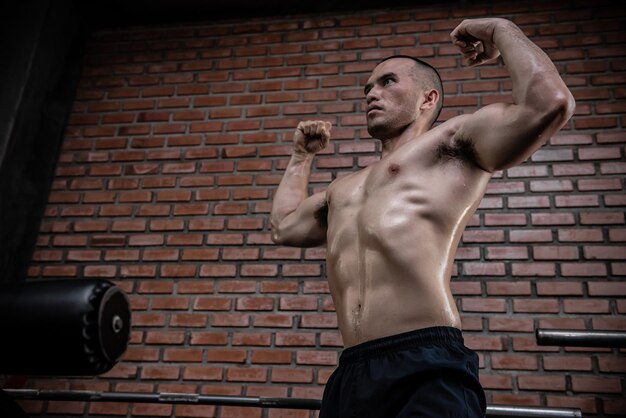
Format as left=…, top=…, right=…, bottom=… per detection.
left=367, top=105, right=383, bottom=115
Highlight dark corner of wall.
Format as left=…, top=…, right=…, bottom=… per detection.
left=0, top=0, right=88, bottom=284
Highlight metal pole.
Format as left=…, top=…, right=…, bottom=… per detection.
left=3, top=389, right=321, bottom=410
left=4, top=389, right=582, bottom=417
left=487, top=405, right=582, bottom=418
left=536, top=329, right=626, bottom=348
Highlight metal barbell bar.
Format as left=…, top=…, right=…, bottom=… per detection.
left=4, top=389, right=583, bottom=417
left=536, top=329, right=626, bottom=348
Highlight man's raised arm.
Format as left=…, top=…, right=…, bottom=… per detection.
left=450, top=18, right=576, bottom=173
left=270, top=121, right=331, bottom=248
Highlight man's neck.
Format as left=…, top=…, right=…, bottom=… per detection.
left=380, top=120, right=430, bottom=159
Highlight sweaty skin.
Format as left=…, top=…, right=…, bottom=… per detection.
left=270, top=18, right=575, bottom=348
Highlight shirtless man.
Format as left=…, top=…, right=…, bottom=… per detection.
left=270, top=18, right=574, bottom=417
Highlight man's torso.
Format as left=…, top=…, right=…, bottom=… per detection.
left=325, top=117, right=492, bottom=347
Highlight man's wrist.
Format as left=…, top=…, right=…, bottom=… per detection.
left=291, top=151, right=315, bottom=163
left=492, top=18, right=522, bottom=45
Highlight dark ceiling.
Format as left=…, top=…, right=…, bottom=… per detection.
left=80, top=0, right=450, bottom=28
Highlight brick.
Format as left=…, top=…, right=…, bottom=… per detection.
left=189, top=332, right=228, bottom=346
left=558, top=228, right=603, bottom=242
left=533, top=246, right=579, bottom=260
left=296, top=350, right=337, bottom=366
left=552, top=163, right=595, bottom=176
left=488, top=317, right=534, bottom=333
left=561, top=262, right=607, bottom=277
left=509, top=229, right=553, bottom=242
left=486, top=281, right=531, bottom=295
left=276, top=332, right=316, bottom=347
left=588, top=281, right=626, bottom=296
left=219, top=280, right=257, bottom=293
left=236, top=297, right=275, bottom=311
left=584, top=246, right=626, bottom=260
left=513, top=299, right=560, bottom=313
left=122, top=347, right=159, bottom=362
left=598, top=357, right=626, bottom=373
left=282, top=264, right=321, bottom=277
left=572, top=376, right=622, bottom=393
left=463, top=262, right=506, bottom=276
left=592, top=317, right=626, bottom=330
left=563, top=299, right=610, bottom=314
left=538, top=318, right=586, bottom=330
left=536, top=282, right=583, bottom=296
left=226, top=367, right=268, bottom=382
left=207, top=349, right=247, bottom=363
left=200, top=264, right=237, bottom=277
left=492, top=354, right=538, bottom=370
left=518, top=375, right=566, bottom=391
left=175, top=405, right=217, bottom=418
left=163, top=348, right=203, bottom=362
left=462, top=298, right=506, bottom=312
left=271, top=368, right=313, bottom=383
left=232, top=333, right=272, bottom=346
left=299, top=314, right=337, bottom=329
left=280, top=296, right=318, bottom=311
left=251, top=349, right=292, bottom=364
left=578, top=178, right=622, bottom=191
left=486, top=246, right=528, bottom=260
left=546, top=396, right=597, bottom=414
left=170, top=313, right=208, bottom=328
left=253, top=314, right=293, bottom=328
left=212, top=313, right=250, bottom=327
left=543, top=356, right=592, bottom=371
left=484, top=214, right=527, bottom=226
left=145, top=331, right=185, bottom=345
left=531, top=213, right=575, bottom=225
left=152, top=297, right=189, bottom=310
left=193, top=297, right=232, bottom=311
left=183, top=366, right=223, bottom=381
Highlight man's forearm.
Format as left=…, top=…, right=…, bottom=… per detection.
left=494, top=20, right=574, bottom=111
left=270, top=153, right=314, bottom=228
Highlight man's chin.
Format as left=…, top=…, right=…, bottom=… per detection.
left=366, top=123, right=387, bottom=140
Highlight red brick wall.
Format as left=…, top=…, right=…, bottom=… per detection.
left=20, top=1, right=626, bottom=417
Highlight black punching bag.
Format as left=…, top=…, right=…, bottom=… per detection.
left=0, top=279, right=130, bottom=375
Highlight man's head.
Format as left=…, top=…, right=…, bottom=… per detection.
left=364, top=55, right=443, bottom=139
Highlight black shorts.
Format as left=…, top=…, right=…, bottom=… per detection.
left=319, top=326, right=486, bottom=418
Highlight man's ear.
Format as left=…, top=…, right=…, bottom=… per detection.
left=420, top=89, right=439, bottom=111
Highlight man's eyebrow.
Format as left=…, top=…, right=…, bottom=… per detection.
left=363, top=72, right=398, bottom=94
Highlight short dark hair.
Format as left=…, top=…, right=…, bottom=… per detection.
left=378, top=55, right=444, bottom=126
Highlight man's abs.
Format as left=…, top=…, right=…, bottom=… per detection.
left=325, top=224, right=463, bottom=348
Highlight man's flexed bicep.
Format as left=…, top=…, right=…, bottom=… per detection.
left=271, top=191, right=328, bottom=247
left=450, top=18, right=575, bottom=173
left=270, top=120, right=332, bottom=248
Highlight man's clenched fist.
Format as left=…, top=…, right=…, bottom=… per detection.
left=450, top=18, right=510, bottom=67
left=293, top=120, right=332, bottom=156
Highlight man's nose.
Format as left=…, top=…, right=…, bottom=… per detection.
left=366, top=87, right=379, bottom=104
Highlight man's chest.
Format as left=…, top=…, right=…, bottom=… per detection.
left=325, top=150, right=490, bottom=233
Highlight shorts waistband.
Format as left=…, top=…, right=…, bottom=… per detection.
left=339, top=326, right=464, bottom=364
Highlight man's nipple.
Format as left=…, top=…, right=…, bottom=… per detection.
left=388, top=163, right=400, bottom=175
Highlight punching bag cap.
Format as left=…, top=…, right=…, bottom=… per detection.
left=0, top=279, right=131, bottom=376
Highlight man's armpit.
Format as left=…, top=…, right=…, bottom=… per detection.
left=436, top=134, right=478, bottom=166
left=313, top=200, right=328, bottom=228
